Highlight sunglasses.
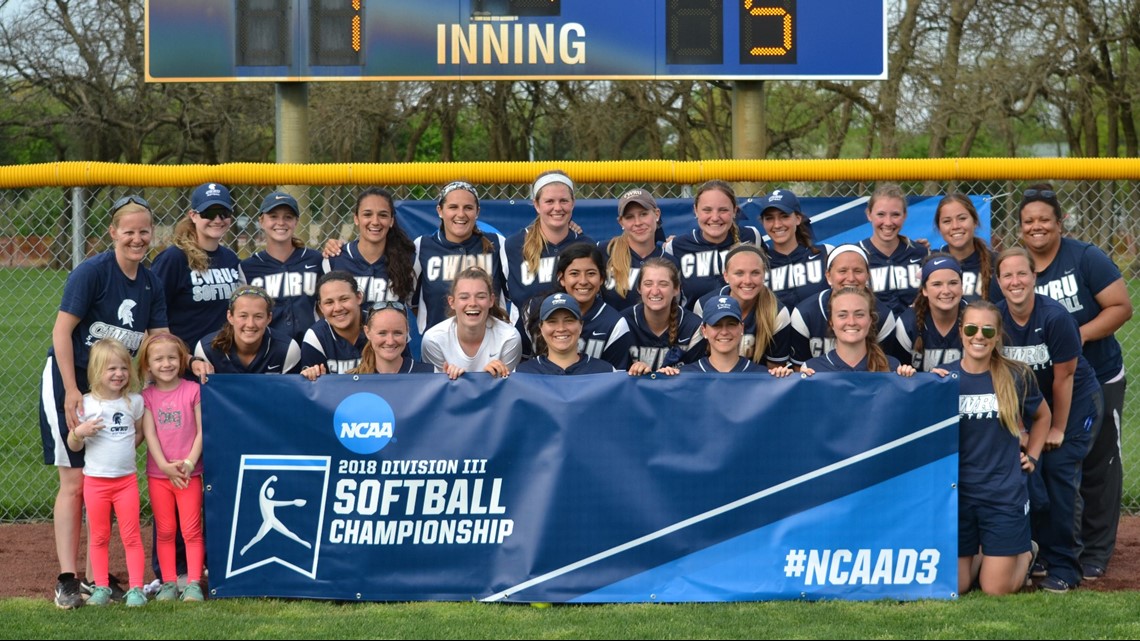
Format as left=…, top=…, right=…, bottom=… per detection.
left=962, top=323, right=997, bottom=339
left=195, top=207, right=234, bottom=221
left=112, top=195, right=150, bottom=212
left=371, top=300, right=408, bottom=313
left=1022, top=188, right=1056, bottom=200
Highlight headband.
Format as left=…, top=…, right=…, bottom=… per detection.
left=532, top=173, right=574, bottom=199
left=826, top=244, right=869, bottom=271
left=438, top=180, right=479, bottom=206
left=920, top=255, right=963, bottom=285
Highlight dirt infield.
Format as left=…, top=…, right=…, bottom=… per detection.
left=2, top=518, right=1138, bottom=599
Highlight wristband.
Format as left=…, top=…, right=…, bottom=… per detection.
left=1027, top=454, right=1038, bottom=468
left=190, top=356, right=206, bottom=364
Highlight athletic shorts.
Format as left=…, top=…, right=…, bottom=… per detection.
left=39, top=356, right=88, bottom=468
left=959, top=498, right=1032, bottom=558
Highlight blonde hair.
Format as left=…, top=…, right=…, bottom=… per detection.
left=996, top=246, right=1036, bottom=274
left=87, top=338, right=139, bottom=398
left=524, top=170, right=575, bottom=273
left=723, top=245, right=780, bottom=363
left=136, top=333, right=190, bottom=383
left=694, top=180, right=742, bottom=245
left=172, top=216, right=210, bottom=272
left=828, top=287, right=889, bottom=372
left=606, top=234, right=634, bottom=298
left=964, top=301, right=1033, bottom=437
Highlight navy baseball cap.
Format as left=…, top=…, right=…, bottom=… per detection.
left=259, top=191, right=300, bottom=216
left=920, top=254, right=963, bottom=285
left=703, top=296, right=742, bottom=325
left=539, top=293, right=581, bottom=321
left=758, top=189, right=801, bottom=215
left=191, top=183, right=234, bottom=213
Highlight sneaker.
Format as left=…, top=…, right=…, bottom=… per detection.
left=54, top=573, right=84, bottom=610
left=81, top=573, right=127, bottom=602
left=1082, top=564, right=1106, bottom=581
left=86, top=586, right=113, bottom=606
left=1030, top=560, right=1048, bottom=578
left=180, top=581, right=204, bottom=602
left=155, top=582, right=180, bottom=602
left=1038, top=575, right=1072, bottom=593
left=124, top=587, right=148, bottom=607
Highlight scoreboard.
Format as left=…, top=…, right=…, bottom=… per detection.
left=145, top=0, right=886, bottom=81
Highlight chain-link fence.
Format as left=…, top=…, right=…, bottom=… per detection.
left=3, top=177, right=1137, bottom=521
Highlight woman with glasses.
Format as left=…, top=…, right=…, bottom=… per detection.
left=891, top=254, right=965, bottom=372
left=241, top=192, right=324, bottom=343
left=421, top=266, right=521, bottom=379
left=934, top=193, right=1002, bottom=303
left=151, top=183, right=245, bottom=352
left=40, top=195, right=169, bottom=609
left=190, top=285, right=301, bottom=376
left=995, top=247, right=1103, bottom=593
left=299, top=271, right=368, bottom=379
left=950, top=301, right=1051, bottom=596
left=1018, top=183, right=1132, bottom=582
left=413, top=181, right=508, bottom=334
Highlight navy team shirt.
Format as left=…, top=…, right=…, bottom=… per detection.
left=693, top=287, right=792, bottom=364
left=764, top=242, right=832, bottom=309
left=1034, top=237, right=1124, bottom=383
left=300, top=319, right=368, bottom=374
left=515, top=354, right=617, bottom=375
left=949, top=361, right=1043, bottom=508
left=664, top=226, right=762, bottom=308
left=323, top=240, right=411, bottom=306
left=939, top=244, right=1003, bottom=304
left=998, top=294, right=1100, bottom=413
left=503, top=228, right=593, bottom=318
left=241, top=247, right=323, bottom=342
left=413, top=230, right=508, bottom=334
left=596, top=239, right=677, bottom=310
left=151, top=245, right=243, bottom=350
left=601, top=304, right=704, bottom=371
left=805, top=349, right=902, bottom=372
left=859, top=238, right=930, bottom=315
left=891, top=305, right=964, bottom=371
left=788, top=290, right=898, bottom=366
left=576, top=297, right=623, bottom=360
left=691, top=356, right=760, bottom=373
left=195, top=328, right=301, bottom=374
left=54, top=251, right=169, bottom=367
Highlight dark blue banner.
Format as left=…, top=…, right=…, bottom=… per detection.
left=202, top=371, right=958, bottom=602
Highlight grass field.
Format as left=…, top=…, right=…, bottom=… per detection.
left=0, top=591, right=1139, bottom=639
left=2, top=267, right=1138, bottom=519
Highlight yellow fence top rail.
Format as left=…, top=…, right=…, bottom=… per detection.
left=3, top=158, right=1140, bottom=188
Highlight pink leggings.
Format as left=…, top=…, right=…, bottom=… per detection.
left=148, top=475, right=205, bottom=583
left=83, top=475, right=145, bottom=589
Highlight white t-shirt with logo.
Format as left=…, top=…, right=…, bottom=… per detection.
left=80, top=393, right=145, bottom=478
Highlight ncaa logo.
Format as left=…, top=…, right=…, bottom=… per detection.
left=333, top=393, right=395, bottom=454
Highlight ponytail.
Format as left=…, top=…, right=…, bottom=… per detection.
left=606, top=235, right=634, bottom=298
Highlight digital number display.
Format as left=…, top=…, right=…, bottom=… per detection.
left=740, top=0, right=795, bottom=64
left=146, top=0, right=883, bottom=81
left=665, top=0, right=724, bottom=65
